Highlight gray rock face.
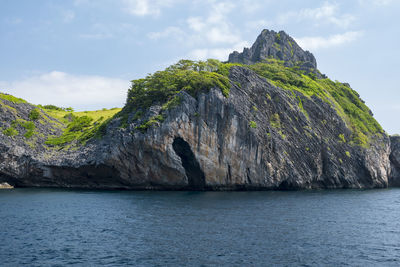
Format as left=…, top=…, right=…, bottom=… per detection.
left=228, top=29, right=318, bottom=74
left=0, top=66, right=393, bottom=190
left=0, top=29, right=398, bottom=190
left=389, top=136, right=400, bottom=186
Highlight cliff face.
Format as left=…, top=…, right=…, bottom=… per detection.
left=389, top=136, right=400, bottom=186
left=93, top=66, right=390, bottom=190
left=0, top=29, right=399, bottom=190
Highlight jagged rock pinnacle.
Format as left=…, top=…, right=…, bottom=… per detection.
left=228, top=29, right=317, bottom=73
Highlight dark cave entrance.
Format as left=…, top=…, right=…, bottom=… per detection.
left=172, top=137, right=206, bottom=190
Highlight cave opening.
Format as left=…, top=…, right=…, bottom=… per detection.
left=172, top=137, right=206, bottom=190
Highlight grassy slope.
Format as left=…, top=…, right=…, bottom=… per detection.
left=0, top=92, right=121, bottom=149
left=43, top=107, right=121, bottom=147
left=44, top=108, right=121, bottom=125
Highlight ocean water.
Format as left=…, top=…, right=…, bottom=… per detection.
left=1, top=188, right=400, bottom=266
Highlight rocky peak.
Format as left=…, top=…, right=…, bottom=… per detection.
left=228, top=29, right=317, bottom=73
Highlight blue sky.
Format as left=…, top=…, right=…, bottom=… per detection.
left=0, top=0, right=399, bottom=133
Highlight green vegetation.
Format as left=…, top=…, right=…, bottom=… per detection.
left=0, top=93, right=27, bottom=104
left=213, top=58, right=382, bottom=146
left=43, top=107, right=120, bottom=123
left=3, top=119, right=37, bottom=139
left=29, top=108, right=40, bottom=121
left=250, top=60, right=382, bottom=146
left=136, top=115, right=164, bottom=132
left=345, top=151, right=351, bottom=158
left=43, top=107, right=121, bottom=147
left=0, top=55, right=384, bottom=149
left=124, top=59, right=230, bottom=116
left=270, top=113, right=281, bottom=128
left=275, top=32, right=281, bottom=42
left=234, top=81, right=242, bottom=88
left=161, top=95, right=182, bottom=111
left=3, top=127, right=19, bottom=136
left=16, top=120, right=36, bottom=138
left=37, top=104, right=74, bottom=112
left=46, top=115, right=93, bottom=146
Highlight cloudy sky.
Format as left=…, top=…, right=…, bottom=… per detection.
left=0, top=0, right=399, bottom=133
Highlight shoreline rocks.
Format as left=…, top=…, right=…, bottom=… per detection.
left=0, top=182, right=13, bottom=189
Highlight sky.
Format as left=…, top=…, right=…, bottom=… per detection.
left=0, top=0, right=399, bottom=133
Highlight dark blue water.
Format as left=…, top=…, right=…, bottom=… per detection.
left=1, top=189, right=400, bottom=266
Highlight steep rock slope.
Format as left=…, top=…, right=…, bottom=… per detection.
left=0, top=29, right=397, bottom=189
left=96, top=66, right=390, bottom=189
left=389, top=136, right=400, bottom=186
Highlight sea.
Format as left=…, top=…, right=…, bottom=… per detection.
left=1, top=188, right=400, bottom=266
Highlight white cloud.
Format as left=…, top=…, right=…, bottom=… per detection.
left=147, top=0, right=248, bottom=61
left=240, top=0, right=264, bottom=14
left=79, top=22, right=136, bottom=40
left=277, top=2, right=356, bottom=28
left=188, top=41, right=249, bottom=61
left=197, top=1, right=240, bottom=44
left=73, top=0, right=178, bottom=17
left=147, top=26, right=184, bottom=40
left=358, top=0, right=394, bottom=6
left=246, top=19, right=272, bottom=30
left=122, top=0, right=177, bottom=16
left=79, top=33, right=113, bottom=39
left=185, top=1, right=247, bottom=59
left=62, top=10, right=75, bottom=23
left=0, top=72, right=129, bottom=110
left=295, top=31, right=364, bottom=50
left=182, top=1, right=241, bottom=45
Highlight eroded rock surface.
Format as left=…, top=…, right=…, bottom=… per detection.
left=228, top=29, right=318, bottom=75
left=389, top=136, right=400, bottom=186
left=0, top=29, right=398, bottom=190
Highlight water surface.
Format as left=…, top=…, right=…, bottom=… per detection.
left=1, top=188, right=400, bottom=266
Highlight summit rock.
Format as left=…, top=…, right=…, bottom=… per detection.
left=228, top=29, right=318, bottom=74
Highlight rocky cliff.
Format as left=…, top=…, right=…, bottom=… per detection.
left=228, top=29, right=320, bottom=76
left=0, top=29, right=399, bottom=190
left=389, top=136, right=400, bottom=186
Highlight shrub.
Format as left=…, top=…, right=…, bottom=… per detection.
left=67, top=116, right=93, bottom=132
left=22, top=121, right=36, bottom=138
left=124, top=60, right=230, bottom=115
left=29, top=108, right=40, bottom=120
left=42, top=104, right=64, bottom=111
left=270, top=113, right=281, bottom=128
left=46, top=115, right=93, bottom=146
left=249, top=121, right=257, bottom=128
left=3, top=127, right=19, bottom=136
left=136, top=115, right=164, bottom=132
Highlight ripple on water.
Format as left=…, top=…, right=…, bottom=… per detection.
left=0, top=189, right=400, bottom=266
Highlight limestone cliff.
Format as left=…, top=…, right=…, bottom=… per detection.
left=0, top=29, right=398, bottom=190
left=228, top=29, right=320, bottom=76
left=389, top=136, right=400, bottom=186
